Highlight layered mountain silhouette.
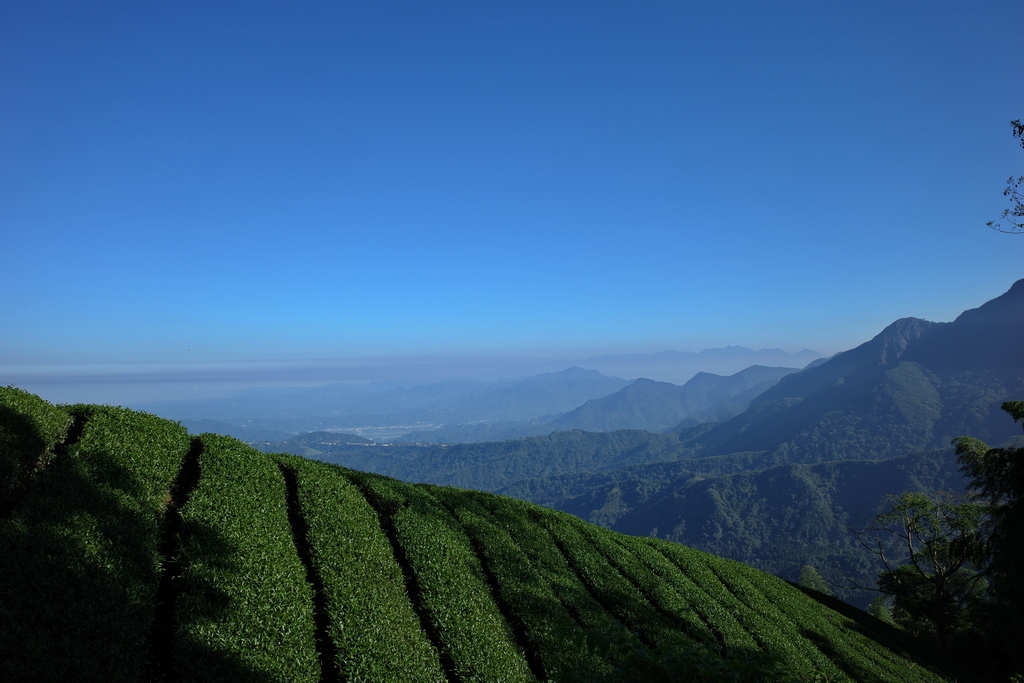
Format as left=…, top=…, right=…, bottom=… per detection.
left=140, top=367, right=631, bottom=435
left=286, top=281, right=1024, bottom=599
left=551, top=365, right=799, bottom=433
left=682, top=280, right=1024, bottom=468
left=307, top=280, right=1024, bottom=490
left=395, top=365, right=800, bottom=443
left=487, top=281, right=1024, bottom=594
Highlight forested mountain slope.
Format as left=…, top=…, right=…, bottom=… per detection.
left=499, top=447, right=967, bottom=600
left=0, top=386, right=969, bottom=682
left=297, top=282, right=1024, bottom=495
left=686, top=280, right=1024, bottom=468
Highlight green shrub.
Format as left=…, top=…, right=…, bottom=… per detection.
left=0, top=386, right=72, bottom=508
left=278, top=454, right=446, bottom=681
left=0, top=404, right=190, bottom=681
left=173, top=434, right=319, bottom=682
left=341, top=469, right=534, bottom=682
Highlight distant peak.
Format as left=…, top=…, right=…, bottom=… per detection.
left=878, top=316, right=933, bottom=334
left=870, top=317, right=937, bottom=364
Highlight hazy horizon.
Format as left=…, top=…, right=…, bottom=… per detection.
left=5, top=343, right=827, bottom=406
left=4, top=2, right=1021, bottom=407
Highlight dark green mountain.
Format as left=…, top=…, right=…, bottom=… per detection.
left=0, top=387, right=968, bottom=681
left=499, top=447, right=967, bottom=601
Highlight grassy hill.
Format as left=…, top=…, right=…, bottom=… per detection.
left=0, top=387, right=972, bottom=681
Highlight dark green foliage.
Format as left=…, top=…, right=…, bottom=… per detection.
left=0, top=403, right=191, bottom=681
left=799, top=566, right=833, bottom=596
left=504, top=448, right=967, bottom=604
left=173, top=434, right=320, bottom=682
left=555, top=620, right=789, bottom=682
left=331, top=429, right=690, bottom=492
left=0, top=385, right=73, bottom=510
left=954, top=401, right=1024, bottom=673
left=0, top=390, right=973, bottom=681
left=273, top=453, right=446, bottom=681
left=853, top=492, right=988, bottom=650
left=434, top=489, right=603, bottom=679
left=339, top=469, right=536, bottom=681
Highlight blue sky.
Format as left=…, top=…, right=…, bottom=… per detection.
left=3, top=1, right=1022, bottom=403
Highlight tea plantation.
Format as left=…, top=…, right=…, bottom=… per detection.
left=0, top=387, right=972, bottom=681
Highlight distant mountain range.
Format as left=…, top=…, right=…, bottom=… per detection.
left=276, top=280, right=1024, bottom=596
left=138, top=367, right=631, bottom=436
left=561, top=347, right=825, bottom=385
left=135, top=347, right=824, bottom=436
left=259, top=280, right=1024, bottom=486
left=394, top=364, right=800, bottom=443
left=554, top=365, right=799, bottom=432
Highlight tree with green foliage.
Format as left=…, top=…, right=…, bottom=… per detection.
left=866, top=595, right=895, bottom=625
left=954, top=400, right=1024, bottom=673
left=850, top=491, right=989, bottom=650
left=797, top=565, right=833, bottom=596
left=987, top=119, right=1024, bottom=233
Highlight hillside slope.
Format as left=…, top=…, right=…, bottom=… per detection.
left=499, top=448, right=967, bottom=600
left=687, top=280, right=1024, bottom=467
left=0, top=387, right=967, bottom=682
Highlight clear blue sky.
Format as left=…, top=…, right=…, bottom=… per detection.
left=3, top=1, right=1022, bottom=403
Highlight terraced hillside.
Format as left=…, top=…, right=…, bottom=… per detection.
left=0, top=387, right=968, bottom=682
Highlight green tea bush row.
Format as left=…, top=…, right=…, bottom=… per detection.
left=439, top=488, right=604, bottom=679
left=0, top=393, right=966, bottom=683
left=699, top=558, right=836, bottom=678
left=173, top=434, right=319, bottom=682
left=652, top=541, right=785, bottom=656
left=0, top=386, right=73, bottom=508
left=474, top=494, right=618, bottom=636
left=531, top=504, right=681, bottom=648
left=0, top=404, right=190, bottom=682
left=651, top=540, right=948, bottom=682
left=278, top=455, right=447, bottom=682
left=341, top=469, right=534, bottom=682
left=598, top=532, right=722, bottom=646
left=623, top=537, right=756, bottom=653
left=735, top=563, right=944, bottom=682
